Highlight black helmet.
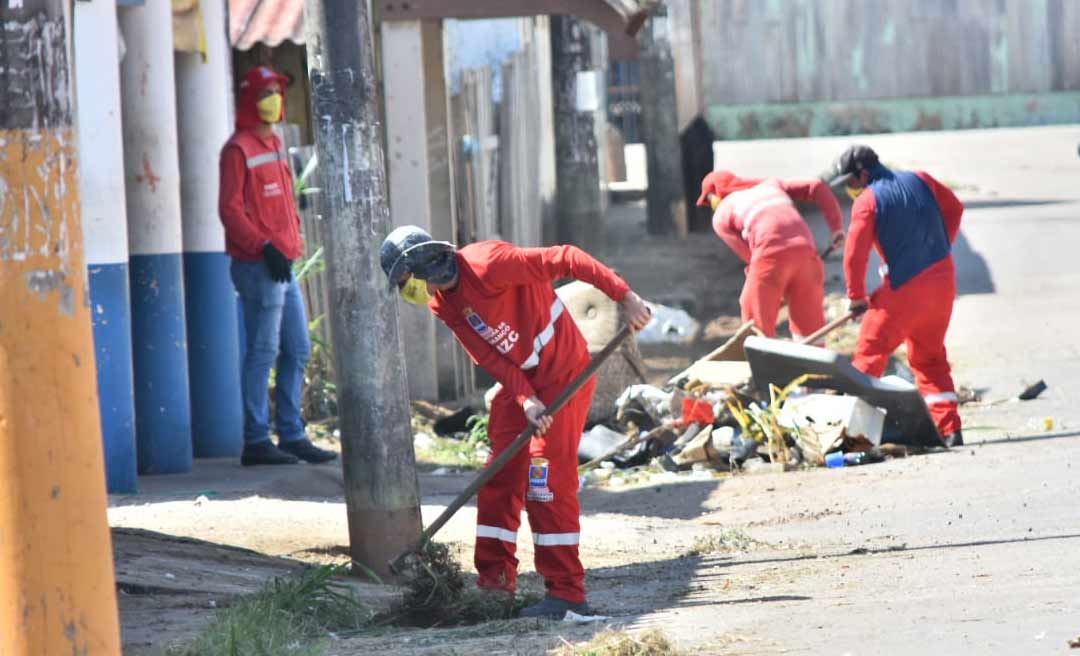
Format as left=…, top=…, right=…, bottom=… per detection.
left=828, top=145, right=880, bottom=187
left=379, top=226, right=457, bottom=289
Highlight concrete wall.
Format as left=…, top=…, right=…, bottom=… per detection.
left=672, top=0, right=1080, bottom=138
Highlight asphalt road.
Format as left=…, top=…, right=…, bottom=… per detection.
left=645, top=125, right=1080, bottom=655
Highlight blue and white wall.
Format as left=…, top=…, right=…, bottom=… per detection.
left=74, top=0, right=137, bottom=493
left=118, top=1, right=193, bottom=474
left=175, top=0, right=243, bottom=458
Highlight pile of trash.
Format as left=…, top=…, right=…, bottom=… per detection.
left=577, top=372, right=897, bottom=488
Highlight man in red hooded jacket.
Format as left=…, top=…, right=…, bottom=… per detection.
left=380, top=226, right=650, bottom=619
left=697, top=171, right=845, bottom=341
left=219, top=66, right=335, bottom=466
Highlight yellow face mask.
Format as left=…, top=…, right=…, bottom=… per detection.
left=846, top=186, right=864, bottom=201
left=709, top=194, right=723, bottom=212
left=399, top=276, right=432, bottom=306
left=257, top=93, right=284, bottom=123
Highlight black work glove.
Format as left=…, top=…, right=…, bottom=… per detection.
left=262, top=242, right=293, bottom=283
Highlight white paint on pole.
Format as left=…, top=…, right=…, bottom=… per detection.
left=74, top=0, right=128, bottom=265
left=175, top=0, right=233, bottom=253
left=118, top=2, right=184, bottom=256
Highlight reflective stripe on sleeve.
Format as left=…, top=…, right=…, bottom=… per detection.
left=521, top=298, right=565, bottom=370
left=924, top=392, right=958, bottom=405
left=532, top=532, right=580, bottom=547
left=476, top=525, right=518, bottom=543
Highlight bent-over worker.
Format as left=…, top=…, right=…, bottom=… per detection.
left=830, top=145, right=964, bottom=446
left=697, top=170, right=845, bottom=341
left=379, top=227, right=650, bottom=619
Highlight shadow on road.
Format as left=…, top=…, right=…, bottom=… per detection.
left=961, top=199, right=1070, bottom=210
left=694, top=531, right=1080, bottom=571
left=580, top=479, right=722, bottom=521
left=952, top=230, right=995, bottom=295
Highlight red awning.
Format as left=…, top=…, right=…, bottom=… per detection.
left=229, top=0, right=304, bottom=50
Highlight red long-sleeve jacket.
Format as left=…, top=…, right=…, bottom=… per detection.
left=712, top=178, right=843, bottom=263
left=844, top=170, right=963, bottom=300
left=218, top=130, right=304, bottom=261
left=429, top=242, right=630, bottom=404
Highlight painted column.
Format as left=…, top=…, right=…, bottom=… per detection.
left=381, top=19, right=455, bottom=402
left=0, top=2, right=123, bottom=651
left=74, top=0, right=138, bottom=492
left=118, top=1, right=193, bottom=474
left=175, top=0, right=243, bottom=457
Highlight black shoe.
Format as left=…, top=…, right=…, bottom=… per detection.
left=278, top=438, right=338, bottom=464
left=241, top=441, right=300, bottom=466
left=519, top=594, right=591, bottom=619
left=943, top=430, right=964, bottom=448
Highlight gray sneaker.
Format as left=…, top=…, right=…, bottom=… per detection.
left=519, top=595, right=591, bottom=619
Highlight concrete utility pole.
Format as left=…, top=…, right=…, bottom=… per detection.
left=1, top=1, right=122, bottom=652
left=303, top=0, right=423, bottom=576
left=639, top=4, right=687, bottom=236
left=551, top=15, right=608, bottom=252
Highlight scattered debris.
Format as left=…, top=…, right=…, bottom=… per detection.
left=1018, top=379, right=1048, bottom=401
left=563, top=610, right=610, bottom=624
left=638, top=303, right=700, bottom=344
left=744, top=336, right=944, bottom=447
left=686, top=529, right=765, bottom=555
left=552, top=628, right=685, bottom=656
left=779, top=394, right=886, bottom=461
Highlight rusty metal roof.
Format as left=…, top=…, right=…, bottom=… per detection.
left=229, top=0, right=304, bottom=50
left=227, top=0, right=652, bottom=52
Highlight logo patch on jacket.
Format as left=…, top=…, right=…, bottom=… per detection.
left=527, top=457, right=554, bottom=502
left=463, top=307, right=520, bottom=355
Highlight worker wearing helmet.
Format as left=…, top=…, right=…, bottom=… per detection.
left=697, top=170, right=845, bottom=341
left=830, top=145, right=964, bottom=447
left=379, top=227, right=650, bottom=619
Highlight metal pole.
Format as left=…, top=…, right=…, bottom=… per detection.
left=303, top=0, right=423, bottom=577
left=1, top=1, right=122, bottom=652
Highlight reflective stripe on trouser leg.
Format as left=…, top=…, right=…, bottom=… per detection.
left=475, top=390, right=531, bottom=593
left=525, top=375, right=595, bottom=604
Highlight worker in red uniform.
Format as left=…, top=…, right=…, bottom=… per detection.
left=379, top=226, right=650, bottom=619
left=219, top=66, right=336, bottom=466
left=696, top=170, right=845, bottom=341
left=830, top=145, right=964, bottom=446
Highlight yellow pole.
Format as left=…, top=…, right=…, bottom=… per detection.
left=0, top=2, right=122, bottom=654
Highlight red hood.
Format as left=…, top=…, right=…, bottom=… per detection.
left=236, top=66, right=289, bottom=131
left=696, top=170, right=762, bottom=206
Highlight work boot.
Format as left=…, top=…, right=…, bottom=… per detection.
left=943, top=430, right=964, bottom=448
left=241, top=441, right=299, bottom=466
left=519, top=594, right=591, bottom=620
left=279, top=438, right=338, bottom=464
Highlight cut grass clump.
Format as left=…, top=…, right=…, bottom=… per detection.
left=385, top=541, right=541, bottom=627
left=166, top=565, right=373, bottom=656
left=551, top=628, right=684, bottom=656
left=686, top=528, right=765, bottom=556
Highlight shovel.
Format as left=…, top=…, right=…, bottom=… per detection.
left=389, top=324, right=634, bottom=574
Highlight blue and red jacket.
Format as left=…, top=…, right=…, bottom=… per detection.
left=844, top=164, right=964, bottom=300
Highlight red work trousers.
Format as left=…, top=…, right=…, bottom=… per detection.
left=851, top=257, right=962, bottom=437
left=740, top=247, right=825, bottom=340
left=475, top=374, right=596, bottom=603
